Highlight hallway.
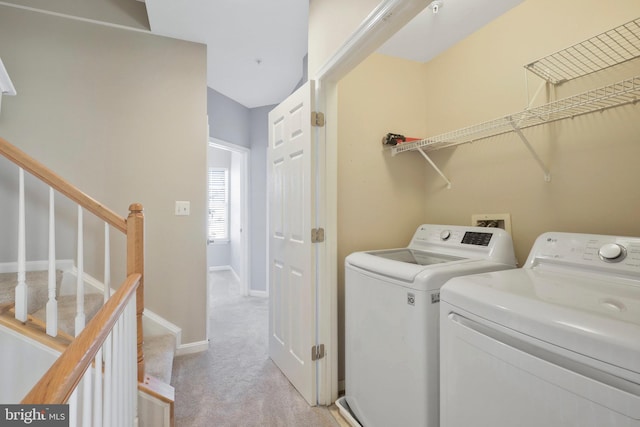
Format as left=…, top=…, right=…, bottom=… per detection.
left=171, top=270, right=340, bottom=426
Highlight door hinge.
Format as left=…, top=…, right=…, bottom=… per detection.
left=312, top=344, right=325, bottom=361
left=311, top=228, right=325, bottom=243
left=311, top=111, right=325, bottom=127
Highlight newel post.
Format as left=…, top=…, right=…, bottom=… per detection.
left=127, top=203, right=145, bottom=382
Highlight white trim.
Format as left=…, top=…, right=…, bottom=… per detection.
left=0, top=259, right=74, bottom=273
left=314, top=0, right=430, bottom=83
left=143, top=309, right=182, bottom=347
left=311, top=0, right=430, bottom=406
left=175, top=340, right=209, bottom=356
left=0, top=1, right=152, bottom=34
left=208, top=265, right=231, bottom=272
left=248, top=290, right=268, bottom=298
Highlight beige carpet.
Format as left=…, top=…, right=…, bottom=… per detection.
left=171, top=270, right=340, bottom=427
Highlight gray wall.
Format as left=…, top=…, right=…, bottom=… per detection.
left=207, top=89, right=274, bottom=293
left=0, top=5, right=208, bottom=344
left=208, top=88, right=251, bottom=148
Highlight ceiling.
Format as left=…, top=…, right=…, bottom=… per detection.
left=144, top=0, right=308, bottom=109
left=143, top=0, right=523, bottom=109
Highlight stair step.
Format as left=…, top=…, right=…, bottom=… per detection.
left=0, top=270, right=63, bottom=313
left=31, top=293, right=104, bottom=337
left=143, top=334, right=176, bottom=385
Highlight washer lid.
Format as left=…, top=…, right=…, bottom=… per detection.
left=346, top=249, right=465, bottom=282
left=441, top=268, right=640, bottom=374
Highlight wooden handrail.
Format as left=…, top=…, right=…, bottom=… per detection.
left=21, top=273, right=141, bottom=404
left=0, top=136, right=127, bottom=233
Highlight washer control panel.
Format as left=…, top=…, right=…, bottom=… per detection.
left=528, top=232, right=640, bottom=274
left=408, top=224, right=517, bottom=265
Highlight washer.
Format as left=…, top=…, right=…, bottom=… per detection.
left=440, top=232, right=640, bottom=427
left=337, top=224, right=517, bottom=427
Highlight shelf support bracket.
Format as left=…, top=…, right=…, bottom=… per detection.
left=416, top=147, right=452, bottom=189
left=508, top=119, right=551, bottom=182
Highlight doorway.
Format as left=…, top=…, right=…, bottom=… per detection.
left=206, top=138, right=250, bottom=339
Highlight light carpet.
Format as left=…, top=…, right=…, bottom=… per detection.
left=171, top=270, right=340, bottom=427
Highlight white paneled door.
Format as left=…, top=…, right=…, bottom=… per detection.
left=268, top=80, right=317, bottom=405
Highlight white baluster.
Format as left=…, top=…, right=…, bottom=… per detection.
left=127, top=300, right=135, bottom=425
left=82, top=365, right=92, bottom=426
left=103, top=332, right=112, bottom=427
left=75, top=205, right=85, bottom=336
left=68, top=387, right=78, bottom=427
left=131, top=297, right=139, bottom=426
left=94, top=347, right=103, bottom=427
left=104, top=223, right=110, bottom=303
left=119, top=318, right=125, bottom=427
left=14, top=168, right=27, bottom=322
left=46, top=187, right=58, bottom=336
left=113, top=320, right=120, bottom=426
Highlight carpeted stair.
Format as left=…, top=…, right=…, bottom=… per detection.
left=0, top=270, right=62, bottom=313
left=1, top=270, right=177, bottom=388
left=143, top=333, right=177, bottom=384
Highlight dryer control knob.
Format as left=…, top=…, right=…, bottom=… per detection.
left=598, top=243, right=626, bottom=262
left=440, top=230, right=451, bottom=241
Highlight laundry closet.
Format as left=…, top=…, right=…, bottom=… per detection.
left=335, top=0, right=640, bottom=384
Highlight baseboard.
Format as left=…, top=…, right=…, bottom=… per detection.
left=208, top=265, right=240, bottom=282
left=143, top=310, right=182, bottom=346
left=248, top=290, right=268, bottom=298
left=176, top=340, right=209, bottom=356
left=0, top=259, right=74, bottom=273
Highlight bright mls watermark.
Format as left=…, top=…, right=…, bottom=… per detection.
left=0, top=405, right=68, bottom=426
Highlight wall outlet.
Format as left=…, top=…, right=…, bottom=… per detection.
left=175, top=201, right=190, bottom=216
left=472, top=213, right=512, bottom=235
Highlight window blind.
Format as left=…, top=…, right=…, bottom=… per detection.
left=208, top=167, right=229, bottom=240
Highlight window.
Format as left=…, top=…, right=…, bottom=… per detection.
left=208, top=167, right=229, bottom=241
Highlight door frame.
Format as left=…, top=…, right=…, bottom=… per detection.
left=208, top=138, right=251, bottom=298
left=312, top=0, right=430, bottom=405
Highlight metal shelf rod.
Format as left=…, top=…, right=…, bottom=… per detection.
left=416, top=147, right=452, bottom=189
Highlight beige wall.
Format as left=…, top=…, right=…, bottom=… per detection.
left=0, top=6, right=208, bottom=343
left=337, top=53, right=429, bottom=379
left=1, top=0, right=149, bottom=29
left=419, top=0, right=640, bottom=264
left=336, top=0, right=640, bottom=381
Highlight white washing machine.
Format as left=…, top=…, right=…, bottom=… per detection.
left=337, top=224, right=517, bottom=427
left=440, top=232, right=640, bottom=427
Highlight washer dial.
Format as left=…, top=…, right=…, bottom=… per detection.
left=598, top=243, right=626, bottom=262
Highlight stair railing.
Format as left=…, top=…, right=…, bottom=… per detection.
left=0, top=136, right=145, bottom=420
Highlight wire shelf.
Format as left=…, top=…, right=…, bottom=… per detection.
left=392, top=75, right=640, bottom=155
left=525, top=18, right=640, bottom=84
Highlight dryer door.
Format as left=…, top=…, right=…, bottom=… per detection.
left=440, top=304, right=640, bottom=427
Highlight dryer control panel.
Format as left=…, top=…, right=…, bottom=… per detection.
left=526, top=232, right=640, bottom=275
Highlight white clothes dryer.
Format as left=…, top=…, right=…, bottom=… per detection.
left=440, top=232, right=640, bottom=427
left=337, top=224, right=517, bottom=427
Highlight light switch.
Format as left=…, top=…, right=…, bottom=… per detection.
left=175, top=201, right=190, bottom=216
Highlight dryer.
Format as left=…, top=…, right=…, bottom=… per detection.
left=337, top=224, right=517, bottom=427
left=440, top=232, right=640, bottom=427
